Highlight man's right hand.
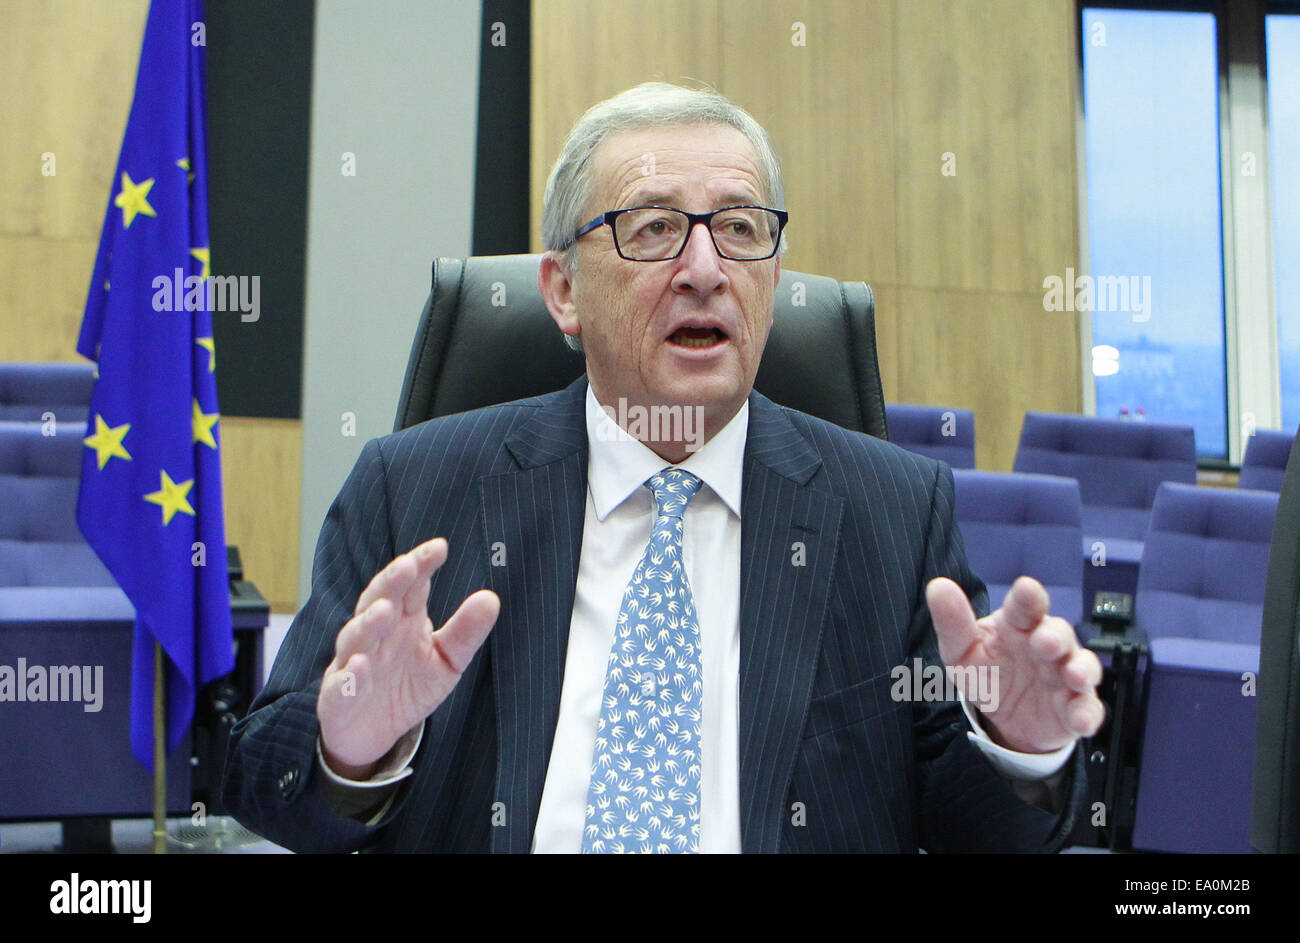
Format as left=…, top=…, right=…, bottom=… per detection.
left=316, top=537, right=499, bottom=780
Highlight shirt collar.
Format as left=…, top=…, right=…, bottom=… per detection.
left=585, top=385, right=747, bottom=521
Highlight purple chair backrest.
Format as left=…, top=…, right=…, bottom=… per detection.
left=1014, top=411, right=1197, bottom=541
left=0, top=362, right=94, bottom=423
left=1013, top=411, right=1197, bottom=509
left=1240, top=429, right=1295, bottom=493
left=0, top=421, right=116, bottom=587
left=1136, top=482, right=1278, bottom=644
left=951, top=469, right=1084, bottom=624
left=886, top=403, right=976, bottom=469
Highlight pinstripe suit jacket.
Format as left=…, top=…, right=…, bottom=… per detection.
left=223, top=377, right=1084, bottom=852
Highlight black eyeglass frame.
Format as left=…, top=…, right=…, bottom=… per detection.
left=571, top=205, right=789, bottom=261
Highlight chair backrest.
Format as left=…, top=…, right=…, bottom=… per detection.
left=951, top=470, right=1084, bottom=624
left=394, top=255, right=888, bottom=437
left=0, top=422, right=116, bottom=588
left=886, top=403, right=975, bottom=468
left=1240, top=429, right=1295, bottom=492
left=1012, top=411, right=1197, bottom=540
left=1253, top=431, right=1300, bottom=852
left=1136, top=482, right=1278, bottom=644
left=0, top=362, right=94, bottom=422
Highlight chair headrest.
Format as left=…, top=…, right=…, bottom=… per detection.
left=395, top=255, right=887, bottom=438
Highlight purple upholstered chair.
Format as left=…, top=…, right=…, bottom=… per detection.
left=0, top=421, right=192, bottom=821
left=1240, top=429, right=1295, bottom=493
left=0, top=363, right=95, bottom=423
left=1130, top=482, right=1278, bottom=853
left=886, top=403, right=976, bottom=469
left=951, top=470, right=1084, bottom=626
left=1012, top=412, right=1197, bottom=603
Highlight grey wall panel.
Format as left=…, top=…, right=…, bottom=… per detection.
left=299, top=0, right=481, bottom=601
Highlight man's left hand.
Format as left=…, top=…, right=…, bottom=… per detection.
left=926, top=575, right=1105, bottom=753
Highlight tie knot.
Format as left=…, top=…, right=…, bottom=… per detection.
left=646, top=467, right=702, bottom=518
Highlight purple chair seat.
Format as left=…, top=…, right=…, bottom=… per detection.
left=0, top=586, right=134, bottom=622
left=0, top=419, right=193, bottom=820
left=1131, top=483, right=1278, bottom=854
left=1148, top=637, right=1259, bottom=676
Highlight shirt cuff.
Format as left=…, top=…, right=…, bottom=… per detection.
left=961, top=696, right=1074, bottom=781
left=316, top=723, right=424, bottom=789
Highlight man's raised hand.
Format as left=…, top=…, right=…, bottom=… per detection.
left=926, top=575, right=1104, bottom=754
left=317, top=538, right=499, bottom=780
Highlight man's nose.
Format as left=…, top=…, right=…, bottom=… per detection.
left=672, top=221, right=728, bottom=295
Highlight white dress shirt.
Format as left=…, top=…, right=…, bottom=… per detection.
left=531, top=388, right=749, bottom=852
left=318, top=386, right=1074, bottom=846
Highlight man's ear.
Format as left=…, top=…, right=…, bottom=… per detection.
left=539, top=252, right=580, bottom=339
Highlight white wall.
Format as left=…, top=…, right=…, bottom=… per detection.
left=298, top=0, right=482, bottom=601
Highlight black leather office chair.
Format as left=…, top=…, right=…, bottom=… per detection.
left=1252, top=431, right=1300, bottom=852
left=394, top=254, right=888, bottom=438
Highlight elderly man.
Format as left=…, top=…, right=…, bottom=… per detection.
left=223, top=83, right=1103, bottom=853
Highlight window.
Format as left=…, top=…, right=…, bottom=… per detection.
left=1266, top=11, right=1300, bottom=432
left=1081, top=7, right=1227, bottom=457
left=1080, top=1, right=1296, bottom=461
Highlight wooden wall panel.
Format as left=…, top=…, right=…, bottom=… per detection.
left=2, top=0, right=304, bottom=611
left=530, top=0, right=725, bottom=249
left=893, top=0, right=1079, bottom=295
left=0, top=234, right=102, bottom=361
left=896, top=286, right=1081, bottom=471
left=719, top=0, right=897, bottom=286
left=219, top=418, right=302, bottom=612
left=0, top=0, right=149, bottom=246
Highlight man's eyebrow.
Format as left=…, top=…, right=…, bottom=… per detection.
left=621, top=192, right=679, bottom=208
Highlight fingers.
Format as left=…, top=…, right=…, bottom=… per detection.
left=333, top=538, right=448, bottom=670
left=330, top=597, right=398, bottom=672
left=1062, top=646, right=1103, bottom=692
left=1065, top=688, right=1106, bottom=737
left=925, top=577, right=980, bottom=663
left=1026, top=616, right=1077, bottom=663
left=401, top=541, right=441, bottom=617
left=1026, top=617, right=1104, bottom=738
left=1000, top=576, right=1050, bottom=633
left=432, top=590, right=500, bottom=674
left=355, top=537, right=448, bottom=617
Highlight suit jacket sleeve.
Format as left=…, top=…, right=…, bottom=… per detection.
left=221, top=437, right=412, bottom=853
left=910, top=461, right=1086, bottom=852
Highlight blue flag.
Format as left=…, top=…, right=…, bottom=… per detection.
left=76, top=0, right=233, bottom=770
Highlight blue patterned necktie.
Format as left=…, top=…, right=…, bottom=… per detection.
left=583, top=467, right=704, bottom=854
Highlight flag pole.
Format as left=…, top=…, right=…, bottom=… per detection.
left=153, top=640, right=166, bottom=854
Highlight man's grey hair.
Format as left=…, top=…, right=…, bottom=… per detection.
left=541, top=83, right=787, bottom=352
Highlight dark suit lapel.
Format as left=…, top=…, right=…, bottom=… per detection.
left=738, top=393, right=845, bottom=853
left=481, top=378, right=588, bottom=853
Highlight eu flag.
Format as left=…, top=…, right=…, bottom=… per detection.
left=76, top=0, right=233, bottom=770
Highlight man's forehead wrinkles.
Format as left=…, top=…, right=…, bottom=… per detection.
left=607, top=165, right=762, bottom=204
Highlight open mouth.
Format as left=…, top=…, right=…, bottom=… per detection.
left=668, top=326, right=727, bottom=348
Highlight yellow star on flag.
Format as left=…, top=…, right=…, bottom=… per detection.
left=83, top=414, right=132, bottom=469
left=193, top=398, right=220, bottom=449
left=144, top=470, right=195, bottom=525
left=176, top=156, right=194, bottom=183
left=196, top=336, right=216, bottom=372
left=190, top=246, right=210, bottom=280
left=114, top=171, right=156, bottom=228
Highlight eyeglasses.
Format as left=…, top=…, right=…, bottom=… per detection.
left=572, top=205, right=788, bottom=261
